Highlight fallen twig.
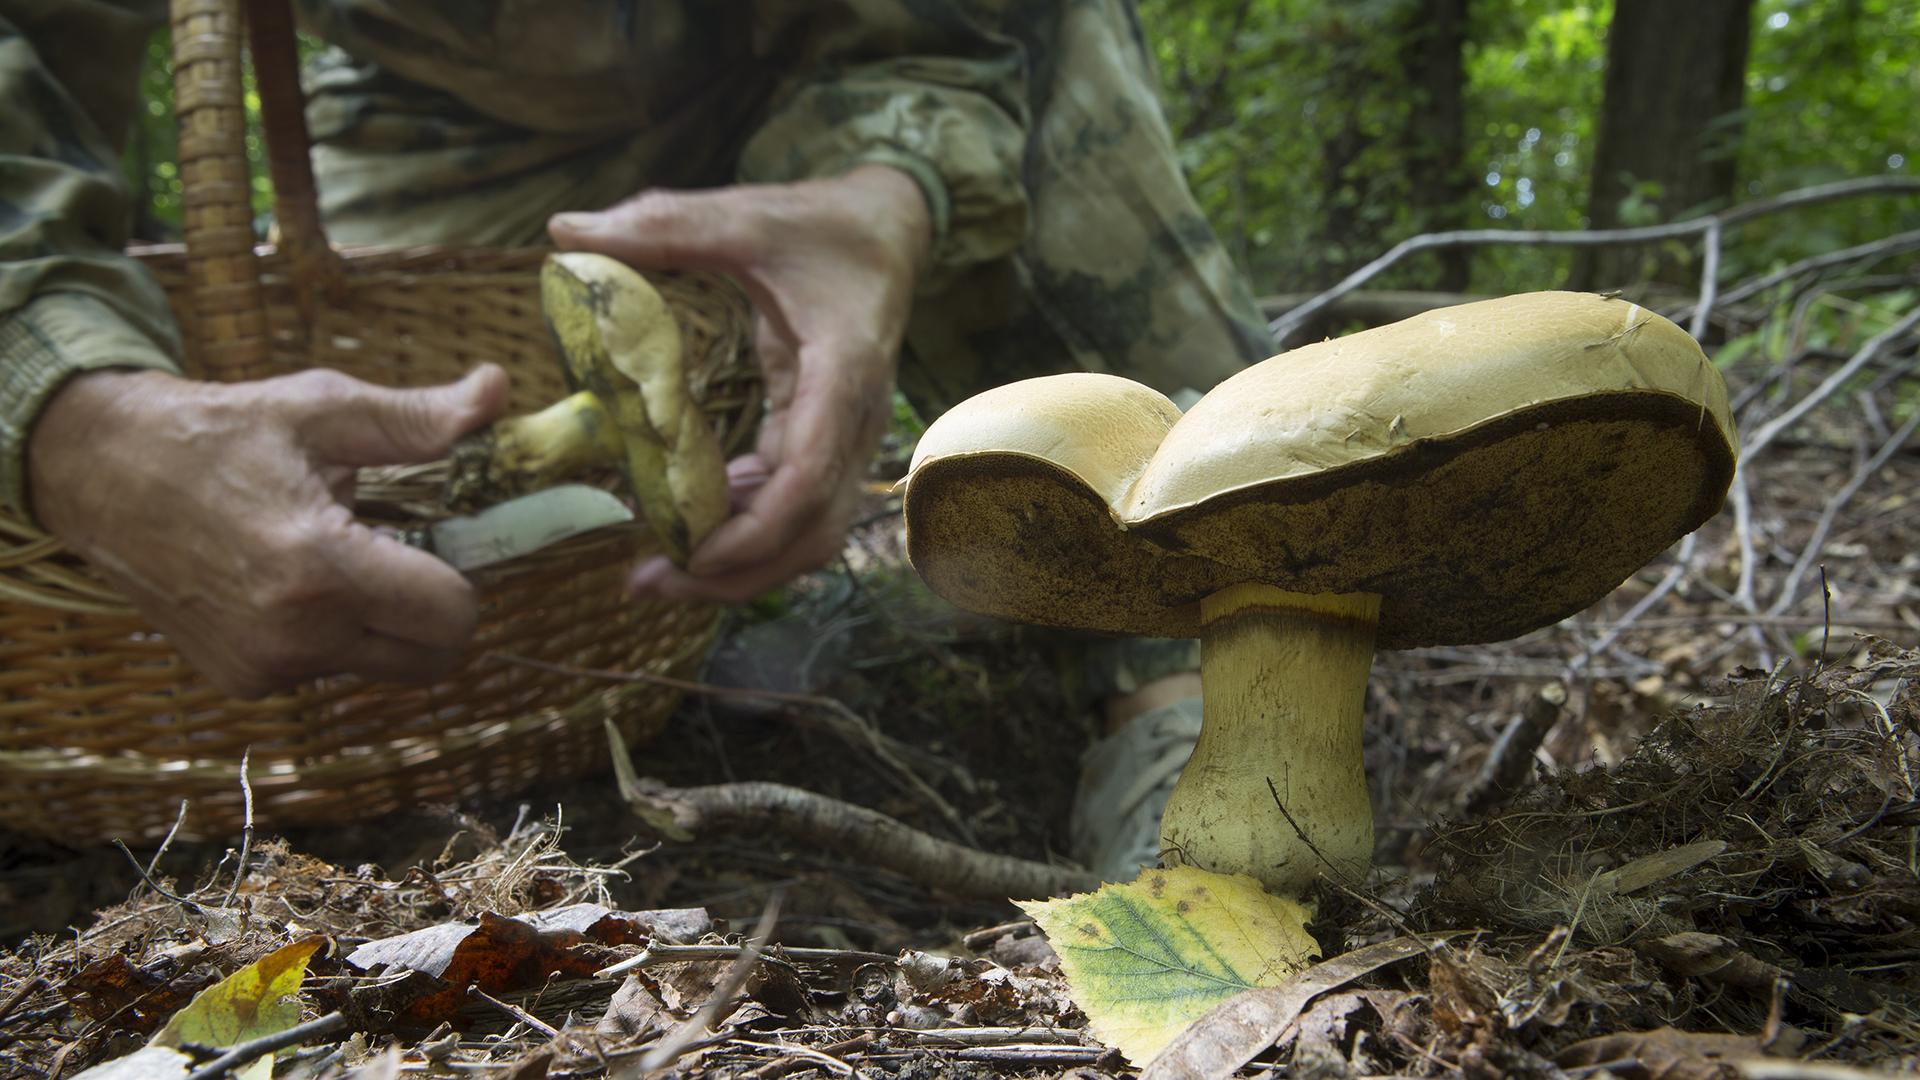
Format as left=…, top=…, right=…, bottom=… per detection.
left=491, top=651, right=975, bottom=845
left=609, top=724, right=1097, bottom=901
left=225, top=749, right=253, bottom=910
left=1741, top=305, right=1920, bottom=460
left=632, top=895, right=781, bottom=1074
left=1771, top=405, right=1920, bottom=616
left=1462, top=682, right=1568, bottom=815
left=467, top=984, right=559, bottom=1039
left=1270, top=176, right=1920, bottom=342
left=597, top=942, right=895, bottom=980
left=182, top=1010, right=351, bottom=1080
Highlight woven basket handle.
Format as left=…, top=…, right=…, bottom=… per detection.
left=170, top=0, right=341, bottom=382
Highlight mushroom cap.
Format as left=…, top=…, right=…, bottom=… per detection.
left=542, top=252, right=727, bottom=563
left=903, top=291, right=1737, bottom=648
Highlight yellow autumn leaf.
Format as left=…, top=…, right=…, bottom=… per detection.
left=1019, top=866, right=1318, bottom=1065
left=152, top=937, right=324, bottom=1080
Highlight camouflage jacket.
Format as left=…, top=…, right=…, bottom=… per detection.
left=0, top=0, right=1035, bottom=518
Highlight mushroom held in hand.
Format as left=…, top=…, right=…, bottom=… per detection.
left=446, top=252, right=727, bottom=564
left=902, top=292, right=1737, bottom=895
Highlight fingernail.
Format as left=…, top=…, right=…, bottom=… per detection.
left=550, top=212, right=597, bottom=236
left=625, top=558, right=670, bottom=599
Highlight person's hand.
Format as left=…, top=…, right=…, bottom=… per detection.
left=28, top=364, right=510, bottom=698
left=549, top=164, right=932, bottom=604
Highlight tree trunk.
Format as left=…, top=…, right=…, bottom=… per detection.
left=1569, top=0, right=1754, bottom=291
left=1316, top=0, right=1471, bottom=288
left=1399, top=0, right=1471, bottom=291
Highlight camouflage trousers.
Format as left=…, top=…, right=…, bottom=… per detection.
left=304, top=0, right=1257, bottom=698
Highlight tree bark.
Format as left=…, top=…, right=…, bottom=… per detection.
left=1399, top=0, right=1472, bottom=291
left=1316, top=0, right=1471, bottom=288
left=1569, top=0, right=1755, bottom=290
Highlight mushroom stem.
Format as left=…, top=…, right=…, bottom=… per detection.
left=444, top=390, right=625, bottom=509
left=1160, top=583, right=1381, bottom=895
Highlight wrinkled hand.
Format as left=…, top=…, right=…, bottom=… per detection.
left=29, top=365, right=509, bottom=698
left=549, top=164, right=931, bottom=604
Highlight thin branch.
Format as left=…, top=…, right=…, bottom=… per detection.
left=633, top=895, right=781, bottom=1074
left=1462, top=683, right=1569, bottom=815
left=225, top=749, right=253, bottom=909
left=142, top=800, right=190, bottom=889
left=598, top=942, right=894, bottom=981
left=1769, top=404, right=1920, bottom=616
left=1741, top=305, right=1920, bottom=460
left=1270, top=175, right=1920, bottom=342
left=182, top=1011, right=351, bottom=1080
left=466, top=985, right=559, bottom=1039
left=1690, top=219, right=1722, bottom=340
left=618, top=772, right=1098, bottom=902
left=1674, top=227, right=1920, bottom=324
left=113, top=839, right=198, bottom=908
left=490, top=651, right=974, bottom=845
left=1567, top=534, right=1698, bottom=677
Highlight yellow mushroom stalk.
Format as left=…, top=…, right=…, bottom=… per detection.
left=901, top=291, right=1738, bottom=896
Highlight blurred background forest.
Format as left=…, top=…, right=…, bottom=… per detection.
left=121, top=0, right=1919, bottom=313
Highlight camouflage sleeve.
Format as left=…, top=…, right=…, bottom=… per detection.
left=0, top=0, right=180, bottom=520
left=736, top=3, right=1031, bottom=290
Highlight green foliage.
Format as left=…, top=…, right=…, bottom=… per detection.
left=1139, top=0, right=1917, bottom=296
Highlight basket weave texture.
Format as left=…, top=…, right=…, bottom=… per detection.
left=0, top=0, right=758, bottom=842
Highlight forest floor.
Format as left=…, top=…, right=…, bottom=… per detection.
left=2, top=360, right=1918, bottom=1078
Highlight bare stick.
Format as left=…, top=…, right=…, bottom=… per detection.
left=1674, top=227, right=1920, bottom=323
left=491, top=651, right=974, bottom=845
left=466, top=985, right=559, bottom=1039
left=182, top=1011, right=351, bottom=1080
left=225, top=748, right=253, bottom=909
left=1742, top=305, right=1920, bottom=460
left=635, top=895, right=781, bottom=1073
left=0, top=976, right=45, bottom=1027
left=1690, top=220, right=1722, bottom=340
left=113, top=839, right=198, bottom=908
left=1264, top=776, right=1361, bottom=884
left=598, top=942, right=894, bottom=980
left=1463, top=683, right=1569, bottom=815
left=613, top=758, right=1097, bottom=901
left=1770, top=405, right=1920, bottom=615
left=1270, top=175, right=1920, bottom=342
left=142, top=800, right=191, bottom=888
left=1567, top=534, right=1698, bottom=676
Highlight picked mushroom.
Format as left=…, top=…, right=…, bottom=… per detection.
left=902, top=291, right=1737, bottom=895
left=445, top=252, right=728, bottom=564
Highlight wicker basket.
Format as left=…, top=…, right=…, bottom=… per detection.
left=0, top=0, right=758, bottom=842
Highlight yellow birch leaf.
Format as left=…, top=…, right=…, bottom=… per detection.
left=152, top=937, right=324, bottom=1080
left=1018, top=866, right=1318, bottom=1065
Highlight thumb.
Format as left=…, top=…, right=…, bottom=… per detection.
left=549, top=188, right=759, bottom=272
left=303, top=364, right=510, bottom=466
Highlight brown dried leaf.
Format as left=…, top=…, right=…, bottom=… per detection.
left=64, top=954, right=202, bottom=1034
left=1140, top=935, right=1452, bottom=1080
left=345, top=904, right=712, bottom=1023
left=1555, top=1026, right=1766, bottom=1080
left=595, top=975, right=672, bottom=1040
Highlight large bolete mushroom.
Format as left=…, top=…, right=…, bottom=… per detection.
left=445, top=252, right=727, bottom=564
left=902, top=292, right=1737, bottom=895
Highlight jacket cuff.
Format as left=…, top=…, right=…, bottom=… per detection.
left=1, top=292, right=181, bottom=523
